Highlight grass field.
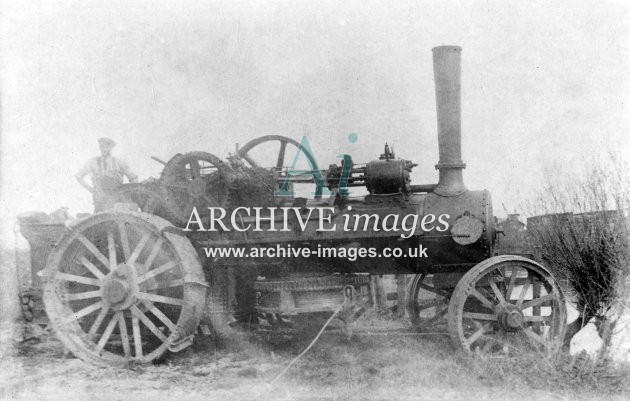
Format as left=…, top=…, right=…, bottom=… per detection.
left=2, top=309, right=630, bottom=401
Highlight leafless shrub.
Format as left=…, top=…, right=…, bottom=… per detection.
left=526, top=153, right=630, bottom=350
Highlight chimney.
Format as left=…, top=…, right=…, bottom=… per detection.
left=432, top=45, right=467, bottom=197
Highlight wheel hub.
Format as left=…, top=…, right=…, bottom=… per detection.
left=498, top=305, right=524, bottom=331
left=101, top=263, right=137, bottom=310
left=102, top=280, right=128, bottom=303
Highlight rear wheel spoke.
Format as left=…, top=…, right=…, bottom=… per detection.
left=79, top=256, right=106, bottom=280
left=95, top=315, right=118, bottom=353
left=143, top=279, right=185, bottom=292
left=118, top=221, right=131, bottom=260
left=77, top=234, right=110, bottom=270
left=136, top=292, right=185, bottom=306
left=131, top=305, right=168, bottom=342
left=416, top=298, right=445, bottom=311
left=142, top=238, right=164, bottom=273
left=424, top=306, right=449, bottom=325
left=66, top=301, right=103, bottom=322
left=66, top=291, right=101, bottom=301
left=144, top=302, right=178, bottom=332
left=138, top=261, right=177, bottom=284
left=117, top=312, right=131, bottom=358
left=56, top=272, right=101, bottom=286
left=132, top=314, right=143, bottom=357
left=107, top=230, right=117, bottom=271
left=88, top=306, right=110, bottom=338
left=128, top=233, right=150, bottom=265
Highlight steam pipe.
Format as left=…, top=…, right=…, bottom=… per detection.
left=432, top=45, right=467, bottom=197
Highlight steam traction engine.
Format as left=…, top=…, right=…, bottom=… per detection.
left=36, top=46, right=566, bottom=367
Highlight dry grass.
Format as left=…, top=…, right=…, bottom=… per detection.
left=3, top=309, right=630, bottom=400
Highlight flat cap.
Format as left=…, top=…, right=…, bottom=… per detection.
left=98, top=137, right=116, bottom=147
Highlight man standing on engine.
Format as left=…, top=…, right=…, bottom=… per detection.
left=76, top=137, right=138, bottom=212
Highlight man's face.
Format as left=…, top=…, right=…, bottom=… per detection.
left=99, top=143, right=113, bottom=156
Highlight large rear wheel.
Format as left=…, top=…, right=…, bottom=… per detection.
left=43, top=211, right=207, bottom=367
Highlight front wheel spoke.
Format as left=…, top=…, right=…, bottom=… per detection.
left=95, top=315, right=119, bottom=353
left=470, top=289, right=496, bottom=310
left=66, top=301, right=103, bottom=322
left=128, top=233, right=151, bottom=265
left=523, top=315, right=552, bottom=323
left=136, top=292, right=184, bottom=306
left=88, top=306, right=110, bottom=338
left=66, top=290, right=101, bottom=301
left=464, top=327, right=485, bottom=349
left=131, top=305, right=168, bottom=342
left=505, top=267, right=519, bottom=300
left=132, top=314, right=143, bottom=357
left=517, top=280, right=531, bottom=307
left=117, top=312, right=131, bottom=357
left=137, top=261, right=177, bottom=284
left=520, top=293, right=554, bottom=311
left=77, top=234, right=110, bottom=269
left=79, top=256, right=106, bottom=280
left=522, top=327, right=549, bottom=347
left=462, top=311, right=498, bottom=321
left=143, top=302, right=178, bottom=332
left=488, top=280, right=507, bottom=306
left=56, top=272, right=101, bottom=287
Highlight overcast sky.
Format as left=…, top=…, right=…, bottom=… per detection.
left=1, top=0, right=629, bottom=243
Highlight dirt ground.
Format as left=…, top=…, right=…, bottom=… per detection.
left=2, top=311, right=629, bottom=401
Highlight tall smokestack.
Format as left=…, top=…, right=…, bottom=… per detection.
left=432, top=45, right=467, bottom=197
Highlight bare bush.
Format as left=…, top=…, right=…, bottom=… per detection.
left=526, top=153, right=630, bottom=352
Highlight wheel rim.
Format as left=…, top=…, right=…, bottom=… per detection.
left=160, top=152, right=230, bottom=224
left=407, top=274, right=452, bottom=329
left=237, top=135, right=317, bottom=171
left=43, top=211, right=206, bottom=367
left=236, top=135, right=323, bottom=198
left=448, top=256, right=566, bottom=355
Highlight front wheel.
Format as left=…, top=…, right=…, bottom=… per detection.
left=447, top=255, right=566, bottom=356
